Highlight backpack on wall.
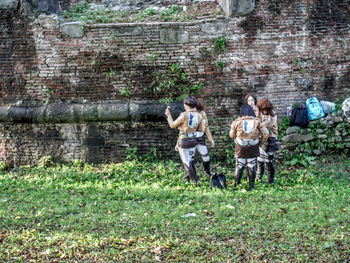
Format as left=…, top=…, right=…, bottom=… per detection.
left=290, top=104, right=309, bottom=128
left=320, top=101, right=335, bottom=114
left=306, top=97, right=325, bottom=121
left=342, top=98, right=350, bottom=118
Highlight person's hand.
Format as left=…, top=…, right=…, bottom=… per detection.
left=210, top=141, right=215, bottom=148
left=175, top=145, right=179, bottom=151
left=165, top=108, right=171, bottom=117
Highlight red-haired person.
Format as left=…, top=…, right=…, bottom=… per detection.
left=244, top=93, right=259, bottom=118
left=194, top=99, right=215, bottom=177
left=229, top=105, right=269, bottom=190
left=256, top=98, right=281, bottom=184
left=165, top=96, right=204, bottom=186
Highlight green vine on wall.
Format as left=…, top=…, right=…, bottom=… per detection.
left=199, top=35, right=228, bottom=70
left=151, top=64, right=203, bottom=103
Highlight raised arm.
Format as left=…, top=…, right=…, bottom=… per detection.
left=165, top=109, right=184, bottom=129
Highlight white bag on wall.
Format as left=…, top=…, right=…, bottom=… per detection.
left=320, top=101, right=335, bottom=114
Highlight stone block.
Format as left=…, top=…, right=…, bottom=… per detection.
left=282, top=133, right=314, bottom=143
left=160, top=29, right=189, bottom=44
left=73, top=104, right=98, bottom=122
left=0, top=106, right=10, bottom=121
left=45, top=103, right=75, bottom=123
left=200, top=21, right=227, bottom=36
left=286, top=126, right=301, bottom=135
left=21, top=0, right=61, bottom=17
left=110, top=26, right=143, bottom=36
left=334, top=117, right=343, bottom=123
left=313, top=149, right=321, bottom=155
left=97, top=102, right=129, bottom=122
left=0, top=0, right=18, bottom=9
left=60, top=22, right=84, bottom=38
left=335, top=136, right=342, bottom=142
left=217, top=0, right=255, bottom=16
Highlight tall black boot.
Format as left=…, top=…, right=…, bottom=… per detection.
left=203, top=161, right=211, bottom=177
left=256, top=161, right=265, bottom=182
left=183, top=164, right=190, bottom=183
left=266, top=159, right=275, bottom=184
left=189, top=160, right=199, bottom=186
left=234, top=166, right=245, bottom=187
left=247, top=166, right=257, bottom=190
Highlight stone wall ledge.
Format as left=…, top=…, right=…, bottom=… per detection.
left=0, top=101, right=183, bottom=123
left=281, top=111, right=350, bottom=155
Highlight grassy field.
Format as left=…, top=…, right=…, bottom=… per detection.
left=0, top=156, right=349, bottom=262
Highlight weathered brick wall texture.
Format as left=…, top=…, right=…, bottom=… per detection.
left=1, top=0, right=350, bottom=165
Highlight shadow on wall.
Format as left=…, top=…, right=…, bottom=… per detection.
left=0, top=6, right=38, bottom=103
left=308, top=0, right=350, bottom=36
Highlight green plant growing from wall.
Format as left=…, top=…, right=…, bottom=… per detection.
left=121, top=86, right=132, bottom=97
left=106, top=69, right=116, bottom=80
left=293, top=58, right=304, bottom=72
left=199, top=36, right=227, bottom=60
left=63, top=2, right=217, bottom=23
left=213, top=35, right=227, bottom=54
left=334, top=97, right=345, bottom=111
left=216, top=60, right=225, bottom=70
left=43, top=88, right=54, bottom=105
left=151, top=64, right=203, bottom=103
left=149, top=52, right=157, bottom=65
left=160, top=5, right=183, bottom=21
left=159, top=97, right=173, bottom=104
left=139, top=8, right=157, bottom=19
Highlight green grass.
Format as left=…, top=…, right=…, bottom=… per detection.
left=62, top=3, right=222, bottom=24
left=0, top=157, right=349, bottom=262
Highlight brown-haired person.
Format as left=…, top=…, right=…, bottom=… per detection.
left=229, top=105, right=269, bottom=190
left=194, top=99, right=215, bottom=177
left=165, top=96, right=204, bottom=186
left=244, top=93, right=259, bottom=118
left=256, top=98, right=281, bottom=184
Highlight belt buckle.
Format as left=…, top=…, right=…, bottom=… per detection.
left=188, top=132, right=195, bottom=138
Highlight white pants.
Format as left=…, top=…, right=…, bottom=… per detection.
left=196, top=143, right=210, bottom=162
left=236, top=157, right=257, bottom=169
left=178, top=147, right=196, bottom=167
left=257, top=147, right=275, bottom=162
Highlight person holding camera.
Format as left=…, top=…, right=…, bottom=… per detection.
left=165, top=96, right=204, bottom=186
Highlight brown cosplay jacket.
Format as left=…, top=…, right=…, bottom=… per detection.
left=230, top=116, right=269, bottom=158
left=167, top=109, right=204, bottom=135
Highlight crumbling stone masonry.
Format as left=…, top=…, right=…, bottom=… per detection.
left=0, top=0, right=350, bottom=165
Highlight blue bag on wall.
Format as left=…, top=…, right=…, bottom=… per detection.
left=306, top=97, right=325, bottom=120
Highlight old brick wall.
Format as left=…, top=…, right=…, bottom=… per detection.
left=0, top=0, right=350, bottom=165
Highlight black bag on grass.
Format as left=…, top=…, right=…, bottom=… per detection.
left=210, top=173, right=227, bottom=189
